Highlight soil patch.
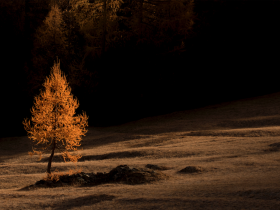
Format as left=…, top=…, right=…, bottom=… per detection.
left=178, top=166, right=204, bottom=173
left=264, top=142, right=280, bottom=152
left=20, top=165, right=169, bottom=190
left=145, top=164, right=170, bottom=170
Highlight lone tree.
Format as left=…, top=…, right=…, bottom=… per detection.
left=23, top=58, right=89, bottom=175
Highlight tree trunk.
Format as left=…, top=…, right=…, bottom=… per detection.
left=47, top=99, right=58, bottom=174
left=47, top=139, right=56, bottom=174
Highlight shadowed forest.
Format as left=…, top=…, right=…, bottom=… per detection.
left=1, top=0, right=280, bottom=138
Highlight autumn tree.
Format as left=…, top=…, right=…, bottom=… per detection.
left=68, top=0, right=123, bottom=55
left=66, top=0, right=195, bottom=55
left=22, top=59, right=89, bottom=175
left=149, top=0, right=196, bottom=52
left=29, top=3, right=67, bottom=98
left=27, top=1, right=88, bottom=99
left=116, top=0, right=196, bottom=54
left=54, top=0, right=121, bottom=97
left=60, top=4, right=89, bottom=95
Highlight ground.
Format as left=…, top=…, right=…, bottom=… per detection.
left=1, top=92, right=280, bottom=209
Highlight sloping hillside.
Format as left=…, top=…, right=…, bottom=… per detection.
left=1, top=92, right=280, bottom=209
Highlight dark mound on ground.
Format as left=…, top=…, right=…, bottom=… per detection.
left=178, top=166, right=203, bottom=174
left=20, top=165, right=169, bottom=190
left=145, top=164, right=170, bottom=170
left=264, top=142, right=280, bottom=152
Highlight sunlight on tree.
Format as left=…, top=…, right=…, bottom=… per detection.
left=22, top=58, right=89, bottom=176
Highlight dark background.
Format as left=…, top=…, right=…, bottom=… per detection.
left=1, top=0, right=280, bottom=138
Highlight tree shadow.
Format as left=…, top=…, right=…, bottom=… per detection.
left=263, top=142, right=280, bottom=153
left=217, top=116, right=280, bottom=129
left=27, top=194, right=116, bottom=210
left=39, top=150, right=146, bottom=163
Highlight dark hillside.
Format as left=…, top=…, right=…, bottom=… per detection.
left=181, top=0, right=280, bottom=102
left=0, top=0, right=280, bottom=138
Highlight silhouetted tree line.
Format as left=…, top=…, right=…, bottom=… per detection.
left=1, top=0, right=280, bottom=138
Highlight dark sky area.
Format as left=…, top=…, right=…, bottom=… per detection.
left=0, top=0, right=279, bottom=138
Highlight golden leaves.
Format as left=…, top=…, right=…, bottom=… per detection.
left=61, top=150, right=82, bottom=163
left=42, top=166, right=83, bottom=182
left=23, top=59, right=89, bottom=174
left=43, top=168, right=63, bottom=182
left=28, top=149, right=43, bottom=161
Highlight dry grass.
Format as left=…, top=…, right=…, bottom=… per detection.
left=1, top=92, right=280, bottom=209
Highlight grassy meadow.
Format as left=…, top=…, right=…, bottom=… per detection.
left=1, top=92, right=280, bottom=209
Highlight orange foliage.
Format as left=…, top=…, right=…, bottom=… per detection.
left=43, top=166, right=83, bottom=182
left=23, top=58, right=89, bottom=174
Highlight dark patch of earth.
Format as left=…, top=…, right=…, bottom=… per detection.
left=19, top=165, right=169, bottom=190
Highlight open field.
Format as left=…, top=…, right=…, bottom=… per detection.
left=1, top=92, right=280, bottom=209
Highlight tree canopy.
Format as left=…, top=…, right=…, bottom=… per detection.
left=23, top=58, right=89, bottom=175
